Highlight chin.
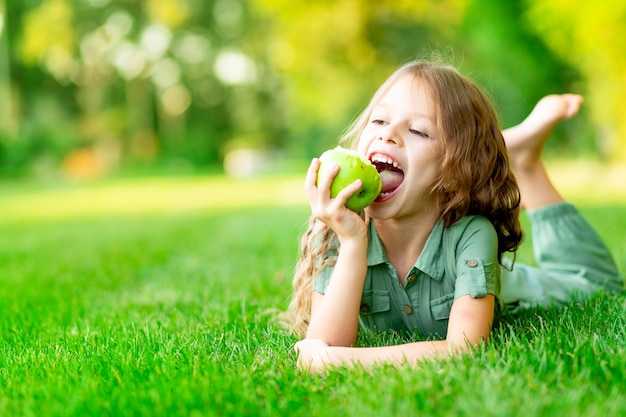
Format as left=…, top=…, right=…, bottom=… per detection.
left=364, top=203, right=394, bottom=221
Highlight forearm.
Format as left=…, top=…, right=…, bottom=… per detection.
left=306, top=238, right=368, bottom=346
left=300, top=339, right=455, bottom=373
left=333, top=340, right=450, bottom=366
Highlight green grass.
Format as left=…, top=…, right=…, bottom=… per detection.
left=0, top=171, right=625, bottom=416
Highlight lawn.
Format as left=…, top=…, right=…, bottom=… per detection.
left=0, top=165, right=625, bottom=416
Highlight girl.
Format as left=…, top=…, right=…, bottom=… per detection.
left=289, top=60, right=623, bottom=372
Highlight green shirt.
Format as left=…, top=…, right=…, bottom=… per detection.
left=313, top=215, right=500, bottom=339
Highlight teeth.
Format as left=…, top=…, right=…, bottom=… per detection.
left=370, top=154, right=401, bottom=170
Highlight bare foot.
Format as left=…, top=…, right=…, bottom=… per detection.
left=504, top=94, right=583, bottom=172
left=503, top=94, right=583, bottom=209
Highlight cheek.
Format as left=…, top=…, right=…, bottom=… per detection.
left=356, top=134, right=371, bottom=156
left=420, top=164, right=441, bottom=184
left=417, top=151, right=443, bottom=181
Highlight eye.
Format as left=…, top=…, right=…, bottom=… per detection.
left=409, top=128, right=430, bottom=138
left=371, top=118, right=387, bottom=125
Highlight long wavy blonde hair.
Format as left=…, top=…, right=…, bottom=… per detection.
left=287, top=60, right=523, bottom=337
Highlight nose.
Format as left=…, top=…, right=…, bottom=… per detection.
left=377, top=125, right=400, bottom=145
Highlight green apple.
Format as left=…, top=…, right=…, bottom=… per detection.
left=316, top=147, right=382, bottom=211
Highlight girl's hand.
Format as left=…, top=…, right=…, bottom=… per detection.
left=304, top=158, right=367, bottom=243
left=294, top=338, right=330, bottom=372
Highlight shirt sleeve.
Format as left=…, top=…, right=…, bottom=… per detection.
left=313, top=265, right=333, bottom=294
left=452, top=216, right=501, bottom=300
left=310, top=221, right=339, bottom=294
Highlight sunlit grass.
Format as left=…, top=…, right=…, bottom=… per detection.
left=0, top=174, right=305, bottom=224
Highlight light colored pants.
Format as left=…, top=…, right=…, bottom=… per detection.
left=500, top=203, right=624, bottom=309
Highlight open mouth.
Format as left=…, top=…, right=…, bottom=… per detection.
left=370, top=153, right=404, bottom=200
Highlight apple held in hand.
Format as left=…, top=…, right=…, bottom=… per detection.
left=316, top=147, right=382, bottom=212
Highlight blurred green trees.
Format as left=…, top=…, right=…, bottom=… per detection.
left=0, top=0, right=623, bottom=178
left=526, top=0, right=626, bottom=161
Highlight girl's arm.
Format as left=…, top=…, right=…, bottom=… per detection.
left=305, top=238, right=368, bottom=346
left=304, top=158, right=370, bottom=346
left=296, top=294, right=495, bottom=372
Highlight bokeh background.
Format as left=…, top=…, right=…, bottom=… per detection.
left=1, top=0, right=625, bottom=180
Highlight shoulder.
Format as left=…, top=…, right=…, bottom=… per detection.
left=445, top=215, right=497, bottom=247
left=450, top=214, right=495, bottom=230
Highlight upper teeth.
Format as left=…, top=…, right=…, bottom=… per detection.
left=371, top=154, right=401, bottom=170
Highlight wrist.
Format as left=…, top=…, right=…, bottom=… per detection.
left=336, top=222, right=368, bottom=246
left=337, top=234, right=368, bottom=253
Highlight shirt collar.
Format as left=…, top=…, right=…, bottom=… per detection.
left=367, top=219, right=446, bottom=281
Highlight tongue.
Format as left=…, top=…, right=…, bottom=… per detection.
left=379, top=169, right=404, bottom=193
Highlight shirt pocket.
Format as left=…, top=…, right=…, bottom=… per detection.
left=359, top=290, right=391, bottom=330
left=429, top=293, right=455, bottom=321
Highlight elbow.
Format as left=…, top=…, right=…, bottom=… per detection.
left=294, top=338, right=333, bottom=373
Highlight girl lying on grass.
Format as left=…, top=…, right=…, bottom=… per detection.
left=289, top=60, right=624, bottom=372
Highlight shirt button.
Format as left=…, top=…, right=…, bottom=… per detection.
left=407, top=273, right=417, bottom=284
left=403, top=305, right=413, bottom=315
left=360, top=304, right=371, bottom=313
left=466, top=259, right=479, bottom=268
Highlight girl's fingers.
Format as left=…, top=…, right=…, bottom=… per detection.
left=334, top=179, right=362, bottom=205
left=316, top=163, right=339, bottom=197
left=303, top=161, right=366, bottom=237
left=305, top=158, right=339, bottom=201
left=304, top=158, right=320, bottom=190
